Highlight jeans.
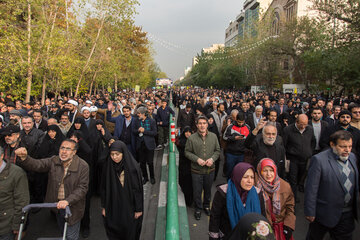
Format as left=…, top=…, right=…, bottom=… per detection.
left=306, top=211, right=355, bottom=240
left=56, top=210, right=81, bottom=240
left=226, top=153, right=244, bottom=178
left=192, top=172, right=215, bottom=211
left=289, top=160, right=307, bottom=201
left=0, top=232, right=14, bottom=240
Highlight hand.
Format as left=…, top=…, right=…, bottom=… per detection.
left=159, top=121, right=163, bottom=126
left=227, top=119, right=231, bottom=125
left=175, top=129, right=180, bottom=136
left=197, top=158, right=205, bottom=166
left=107, top=102, right=113, bottom=111
left=205, top=158, right=213, bottom=167
left=139, top=127, right=144, bottom=133
left=306, top=216, right=315, bottom=222
left=101, top=128, right=105, bottom=136
left=134, top=212, right=143, bottom=219
left=102, top=208, right=106, bottom=217
left=57, top=200, right=69, bottom=209
left=108, top=139, right=115, bottom=147
left=14, top=147, right=28, bottom=161
left=256, top=118, right=267, bottom=131
left=234, top=135, right=242, bottom=140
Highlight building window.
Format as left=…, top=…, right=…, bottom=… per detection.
left=271, top=12, right=280, bottom=35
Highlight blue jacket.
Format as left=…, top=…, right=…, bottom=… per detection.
left=155, top=106, right=175, bottom=127
left=305, top=148, right=359, bottom=228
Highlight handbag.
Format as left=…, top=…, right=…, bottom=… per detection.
left=267, top=200, right=294, bottom=240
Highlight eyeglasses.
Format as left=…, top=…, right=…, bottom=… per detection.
left=60, top=147, right=74, bottom=151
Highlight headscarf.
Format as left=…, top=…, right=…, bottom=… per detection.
left=227, top=162, right=261, bottom=229
left=179, top=126, right=192, bottom=148
left=109, top=141, right=125, bottom=176
left=67, top=117, right=90, bottom=143
left=256, top=158, right=281, bottom=215
left=226, top=213, right=275, bottom=240
left=37, top=125, right=65, bottom=158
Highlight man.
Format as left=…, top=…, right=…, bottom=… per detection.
left=275, top=97, right=288, bottom=115
left=283, top=114, right=315, bottom=201
left=66, top=100, right=81, bottom=124
left=305, top=131, right=359, bottom=239
left=58, top=114, right=72, bottom=136
left=246, top=105, right=264, bottom=131
left=244, top=121, right=286, bottom=178
left=81, top=106, right=96, bottom=130
left=9, top=109, right=22, bottom=128
left=15, top=139, right=89, bottom=240
left=1, top=125, right=23, bottom=164
left=223, top=112, right=250, bottom=177
left=101, top=102, right=121, bottom=135
left=301, top=102, right=310, bottom=116
left=0, top=146, right=29, bottom=240
left=155, top=99, right=175, bottom=149
left=320, top=110, right=360, bottom=155
left=33, top=110, right=48, bottom=132
left=20, top=116, right=44, bottom=158
left=325, top=105, right=341, bottom=126
left=133, top=106, right=157, bottom=184
left=267, top=109, right=283, bottom=136
left=48, top=104, right=60, bottom=120
left=349, top=103, right=360, bottom=130
left=177, top=103, right=195, bottom=132
left=309, top=108, right=328, bottom=154
left=210, top=103, right=227, bottom=137
left=185, top=116, right=220, bottom=220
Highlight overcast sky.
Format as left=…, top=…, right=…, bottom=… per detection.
left=135, top=0, right=245, bottom=80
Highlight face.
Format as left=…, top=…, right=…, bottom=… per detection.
left=261, top=166, right=275, bottom=183
left=334, top=107, right=341, bottom=116
left=70, top=135, right=79, bottom=143
left=208, top=117, right=214, bottom=124
left=279, top=98, right=285, bottom=105
left=82, top=110, right=90, bottom=119
left=111, top=151, right=123, bottom=163
left=196, top=119, right=208, bottom=133
left=236, top=119, right=245, bottom=127
left=60, top=116, right=69, bottom=125
left=137, top=112, right=146, bottom=120
left=22, top=118, right=34, bottom=131
left=268, top=111, right=277, bottom=122
left=96, top=124, right=103, bottom=131
left=184, top=131, right=192, bottom=138
left=263, top=126, right=277, bottom=145
left=123, top=108, right=131, bottom=118
left=255, top=108, right=263, bottom=117
left=74, top=123, right=81, bottom=129
left=5, top=133, right=19, bottom=145
left=240, top=169, right=255, bottom=191
left=218, top=105, right=225, bottom=113
left=59, top=141, right=76, bottom=162
left=339, top=114, right=351, bottom=126
left=351, top=107, right=360, bottom=121
left=296, top=117, right=308, bottom=130
left=318, top=100, right=325, bottom=107
left=33, top=112, right=42, bottom=123
left=311, top=110, right=323, bottom=121
left=331, top=139, right=352, bottom=161
left=48, top=130, right=57, bottom=139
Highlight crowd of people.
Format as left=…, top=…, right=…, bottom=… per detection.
left=0, top=88, right=359, bottom=240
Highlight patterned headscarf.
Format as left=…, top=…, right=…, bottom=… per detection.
left=256, top=158, right=281, bottom=215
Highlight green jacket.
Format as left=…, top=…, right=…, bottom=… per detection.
left=185, top=131, right=220, bottom=174
left=0, top=161, right=29, bottom=235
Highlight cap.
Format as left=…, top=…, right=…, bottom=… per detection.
left=9, top=109, right=22, bottom=117
left=1, top=125, right=20, bottom=135
left=85, top=100, right=93, bottom=105
left=81, top=106, right=91, bottom=113
left=68, top=100, right=78, bottom=106
left=89, top=106, right=98, bottom=112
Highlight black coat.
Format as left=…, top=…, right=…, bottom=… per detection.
left=20, top=127, right=45, bottom=158
left=177, top=109, right=196, bottom=131
left=133, top=117, right=157, bottom=150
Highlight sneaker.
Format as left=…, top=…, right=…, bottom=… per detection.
left=204, top=207, right=211, bottom=216
left=150, top=178, right=156, bottom=184
left=194, top=211, right=201, bottom=220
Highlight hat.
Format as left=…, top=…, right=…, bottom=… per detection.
left=1, top=125, right=20, bottom=135
left=339, top=110, right=352, bottom=119
left=9, top=109, right=22, bottom=117
left=68, top=99, right=78, bottom=106
left=89, top=106, right=98, bottom=112
left=81, top=106, right=91, bottom=113
left=85, top=100, right=93, bottom=105
left=6, top=102, right=15, bottom=108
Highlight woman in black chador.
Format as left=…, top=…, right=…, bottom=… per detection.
left=101, top=140, right=143, bottom=240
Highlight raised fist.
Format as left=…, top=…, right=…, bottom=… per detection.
left=14, top=147, right=28, bottom=161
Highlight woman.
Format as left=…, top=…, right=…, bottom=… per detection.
left=101, top=140, right=143, bottom=240
left=67, top=117, right=91, bottom=146
left=175, top=126, right=193, bottom=206
left=37, top=125, right=65, bottom=158
left=209, top=162, right=265, bottom=240
left=256, top=158, right=295, bottom=240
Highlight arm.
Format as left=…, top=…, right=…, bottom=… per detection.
left=185, top=138, right=200, bottom=163
left=20, top=155, right=53, bottom=173
left=244, top=130, right=257, bottom=149
left=283, top=182, right=296, bottom=230
left=223, top=124, right=236, bottom=141
left=65, top=162, right=89, bottom=206
left=210, top=137, right=221, bottom=162
left=106, top=110, right=119, bottom=123
left=304, top=155, right=321, bottom=219
left=12, top=169, right=30, bottom=231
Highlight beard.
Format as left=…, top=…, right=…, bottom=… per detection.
left=332, top=147, right=349, bottom=161
left=263, top=136, right=276, bottom=146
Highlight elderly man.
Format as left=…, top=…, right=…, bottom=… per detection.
left=244, top=120, right=286, bottom=178
left=283, top=114, right=316, bottom=201
left=246, top=105, right=264, bottom=131
left=58, top=114, right=72, bottom=136
left=15, top=139, right=89, bottom=240
left=0, top=125, right=23, bottom=164
left=305, top=131, right=359, bottom=239
left=0, top=146, right=29, bottom=240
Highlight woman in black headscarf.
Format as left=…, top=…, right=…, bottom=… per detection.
left=37, top=125, right=65, bottom=158
left=101, top=140, right=143, bottom=240
left=67, top=117, right=91, bottom=146
left=175, top=126, right=193, bottom=206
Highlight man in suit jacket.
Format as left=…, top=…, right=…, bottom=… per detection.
left=309, top=107, right=328, bottom=154
left=246, top=105, right=264, bottom=131
left=274, top=97, right=288, bottom=116
left=305, top=130, right=359, bottom=239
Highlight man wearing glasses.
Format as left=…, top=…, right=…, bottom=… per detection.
left=15, top=139, right=89, bottom=240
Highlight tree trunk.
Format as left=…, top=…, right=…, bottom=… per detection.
left=114, top=73, right=118, bottom=92
left=88, top=56, right=103, bottom=94
left=25, top=1, right=32, bottom=102
left=74, top=16, right=105, bottom=97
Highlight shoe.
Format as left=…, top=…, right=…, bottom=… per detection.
left=204, top=207, right=211, bottom=216
left=82, top=228, right=90, bottom=238
left=155, top=145, right=163, bottom=150
left=194, top=211, right=201, bottom=220
left=142, top=178, right=149, bottom=185
left=150, top=178, right=156, bottom=184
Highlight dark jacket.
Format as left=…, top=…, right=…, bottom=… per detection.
left=223, top=123, right=250, bottom=155
left=305, top=149, right=359, bottom=228
left=309, top=120, right=328, bottom=152
left=35, top=119, right=48, bottom=132
left=0, top=162, right=29, bottom=235
left=20, top=127, right=45, bottom=158
left=244, top=131, right=286, bottom=178
left=20, top=155, right=89, bottom=225
left=133, top=117, right=157, bottom=150
left=177, top=109, right=195, bottom=131
left=283, top=123, right=316, bottom=162
left=155, top=106, right=175, bottom=127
